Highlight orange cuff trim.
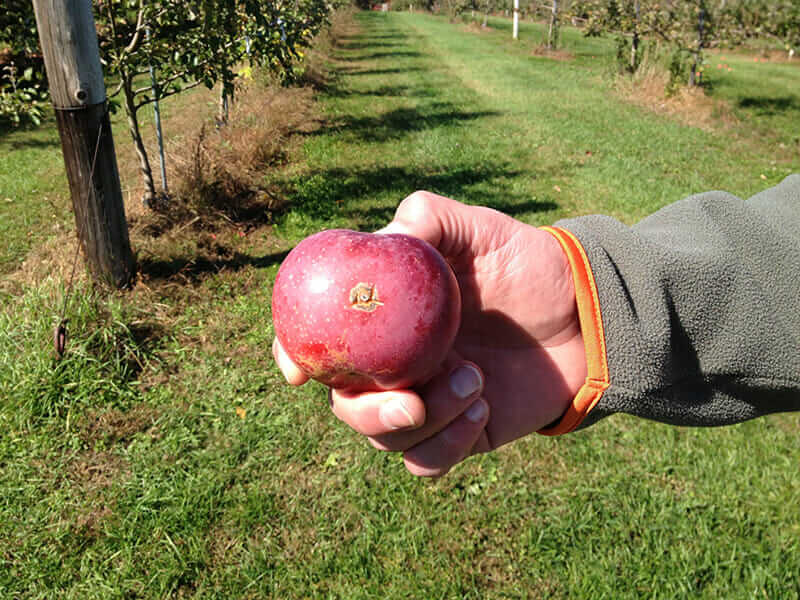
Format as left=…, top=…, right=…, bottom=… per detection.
left=537, top=226, right=609, bottom=436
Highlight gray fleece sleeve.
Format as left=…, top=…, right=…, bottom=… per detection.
left=557, top=174, right=800, bottom=429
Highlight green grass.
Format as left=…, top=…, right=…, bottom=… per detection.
left=1, top=10, right=799, bottom=599
left=0, top=120, right=71, bottom=275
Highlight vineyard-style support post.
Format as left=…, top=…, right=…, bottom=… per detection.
left=146, top=26, right=168, bottom=195
left=31, top=0, right=135, bottom=288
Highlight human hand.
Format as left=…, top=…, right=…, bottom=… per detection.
left=273, top=191, right=587, bottom=476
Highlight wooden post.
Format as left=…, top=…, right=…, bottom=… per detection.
left=513, top=0, right=519, bottom=39
left=32, top=0, right=135, bottom=288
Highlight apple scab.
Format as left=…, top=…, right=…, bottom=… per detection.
left=349, top=282, right=384, bottom=312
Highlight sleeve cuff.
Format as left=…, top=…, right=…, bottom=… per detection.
left=537, top=226, right=610, bottom=435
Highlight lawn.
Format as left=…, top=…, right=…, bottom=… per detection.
left=1, top=10, right=799, bottom=599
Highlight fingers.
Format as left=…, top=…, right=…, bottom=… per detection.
left=403, top=396, right=490, bottom=478
left=367, top=361, right=484, bottom=451
left=272, top=337, right=309, bottom=386
left=330, top=358, right=489, bottom=477
left=330, top=387, right=425, bottom=437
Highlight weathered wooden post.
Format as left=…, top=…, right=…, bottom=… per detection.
left=513, top=0, right=519, bottom=39
left=32, top=0, right=135, bottom=288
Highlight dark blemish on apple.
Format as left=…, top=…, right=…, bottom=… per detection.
left=349, top=282, right=384, bottom=313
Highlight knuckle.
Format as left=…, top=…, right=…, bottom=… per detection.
left=350, top=406, right=378, bottom=436
left=398, top=191, right=435, bottom=222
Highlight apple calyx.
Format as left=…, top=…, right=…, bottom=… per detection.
left=349, top=282, right=384, bottom=312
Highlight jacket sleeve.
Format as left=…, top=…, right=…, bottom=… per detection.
left=538, top=174, right=800, bottom=435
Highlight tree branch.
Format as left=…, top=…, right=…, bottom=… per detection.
left=134, top=79, right=203, bottom=110
left=133, top=67, right=194, bottom=96
left=124, top=0, right=146, bottom=55
left=109, top=79, right=124, bottom=98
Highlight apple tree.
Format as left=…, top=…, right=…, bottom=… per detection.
left=97, top=0, right=335, bottom=207
left=574, top=0, right=745, bottom=86
left=728, top=1, right=799, bottom=57
left=0, top=0, right=47, bottom=127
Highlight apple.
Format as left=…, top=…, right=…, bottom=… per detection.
left=272, top=229, right=461, bottom=392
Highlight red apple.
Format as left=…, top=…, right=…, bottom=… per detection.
left=272, top=229, right=461, bottom=392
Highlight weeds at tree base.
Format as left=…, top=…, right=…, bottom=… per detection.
left=531, top=45, right=574, bottom=61
left=612, top=46, right=738, bottom=132
left=615, top=64, right=737, bottom=131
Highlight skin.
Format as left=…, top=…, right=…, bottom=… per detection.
left=273, top=191, right=587, bottom=477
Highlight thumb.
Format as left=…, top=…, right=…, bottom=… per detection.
left=375, top=191, right=485, bottom=259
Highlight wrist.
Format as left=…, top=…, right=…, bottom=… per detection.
left=537, top=226, right=609, bottom=435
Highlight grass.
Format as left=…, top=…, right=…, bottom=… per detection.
left=0, top=121, right=70, bottom=275
left=1, top=10, right=800, bottom=599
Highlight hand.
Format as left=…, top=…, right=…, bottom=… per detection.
left=273, top=191, right=587, bottom=477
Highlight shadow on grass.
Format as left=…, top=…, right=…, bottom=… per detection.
left=315, top=104, right=502, bottom=142
left=346, top=51, right=423, bottom=61
left=342, top=67, right=425, bottom=77
left=138, top=249, right=290, bottom=283
left=281, top=163, right=558, bottom=229
left=738, top=96, right=800, bottom=116
left=5, top=136, right=61, bottom=150
left=335, top=40, right=406, bottom=50
left=323, top=78, right=439, bottom=99
left=0, top=113, right=59, bottom=143
left=341, top=84, right=438, bottom=98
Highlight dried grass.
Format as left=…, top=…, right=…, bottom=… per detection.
left=163, top=82, right=316, bottom=227
left=0, top=229, right=89, bottom=294
left=532, top=46, right=574, bottom=61
left=615, top=62, right=737, bottom=131
left=462, top=22, right=491, bottom=34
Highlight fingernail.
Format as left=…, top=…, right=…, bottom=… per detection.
left=449, top=365, right=482, bottom=400
left=465, top=398, right=488, bottom=423
left=379, top=398, right=416, bottom=430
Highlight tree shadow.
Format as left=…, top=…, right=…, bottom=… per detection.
left=279, top=163, right=558, bottom=230
left=342, top=67, right=425, bottom=77
left=5, top=136, right=61, bottom=150
left=335, top=40, right=406, bottom=50
left=324, top=83, right=438, bottom=99
left=138, top=248, right=290, bottom=284
left=345, top=51, right=423, bottom=61
left=313, top=103, right=502, bottom=143
left=737, top=96, right=800, bottom=117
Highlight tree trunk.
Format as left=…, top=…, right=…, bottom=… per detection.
left=691, top=5, right=706, bottom=86
left=548, top=0, right=559, bottom=50
left=218, top=85, right=229, bottom=127
left=31, top=0, right=135, bottom=288
left=122, top=75, right=156, bottom=206
left=630, top=0, right=640, bottom=72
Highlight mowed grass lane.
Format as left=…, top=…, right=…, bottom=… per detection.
left=1, top=10, right=798, bottom=599
left=283, top=11, right=798, bottom=240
